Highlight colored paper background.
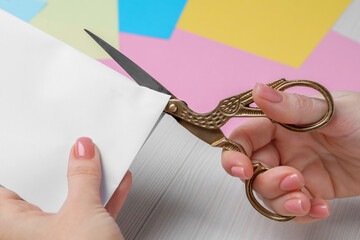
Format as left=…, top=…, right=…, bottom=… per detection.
left=101, top=29, right=360, bottom=136
left=333, top=0, right=360, bottom=44
left=177, top=0, right=352, bottom=68
left=0, top=0, right=46, bottom=22
left=30, top=0, right=119, bottom=59
left=119, top=0, right=187, bottom=39
left=2, top=0, right=359, bottom=142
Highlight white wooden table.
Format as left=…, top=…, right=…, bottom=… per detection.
left=117, top=115, right=360, bottom=240
left=117, top=1, right=360, bottom=239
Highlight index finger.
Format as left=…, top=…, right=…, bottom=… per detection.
left=221, top=118, right=277, bottom=179
left=229, top=118, right=277, bottom=156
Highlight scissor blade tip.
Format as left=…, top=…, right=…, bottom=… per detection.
left=85, top=29, right=100, bottom=41
left=84, top=29, right=95, bottom=36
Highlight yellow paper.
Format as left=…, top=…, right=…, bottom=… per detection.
left=178, top=0, right=351, bottom=67
left=30, top=0, right=118, bottom=59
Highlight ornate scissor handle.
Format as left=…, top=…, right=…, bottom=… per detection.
left=269, top=79, right=335, bottom=132
left=214, top=79, right=335, bottom=132
left=167, top=79, right=335, bottom=221
left=214, top=138, right=295, bottom=222
left=165, top=79, right=335, bottom=133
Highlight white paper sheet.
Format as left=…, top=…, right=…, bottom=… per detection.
left=0, top=10, right=170, bottom=212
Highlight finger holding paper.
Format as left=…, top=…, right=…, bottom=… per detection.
left=0, top=137, right=132, bottom=239
left=0, top=9, right=169, bottom=213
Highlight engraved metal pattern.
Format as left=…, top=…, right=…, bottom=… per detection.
left=164, top=78, right=335, bottom=222
left=212, top=138, right=246, bottom=153
left=178, top=107, right=228, bottom=129
left=165, top=79, right=334, bottom=132
left=219, top=96, right=241, bottom=114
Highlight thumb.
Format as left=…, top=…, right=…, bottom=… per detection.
left=253, top=83, right=328, bottom=125
left=66, top=137, right=102, bottom=207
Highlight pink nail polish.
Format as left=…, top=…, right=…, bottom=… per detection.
left=284, top=199, right=306, bottom=214
left=309, top=204, right=330, bottom=218
left=75, top=137, right=94, bottom=159
left=280, top=174, right=304, bottom=191
left=231, top=166, right=248, bottom=179
left=256, top=83, right=283, bottom=103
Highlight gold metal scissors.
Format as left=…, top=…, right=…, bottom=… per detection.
left=85, top=30, right=335, bottom=222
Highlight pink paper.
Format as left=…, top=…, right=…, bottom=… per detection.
left=100, top=29, right=360, bottom=136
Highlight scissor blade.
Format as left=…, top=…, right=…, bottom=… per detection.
left=84, top=29, right=174, bottom=96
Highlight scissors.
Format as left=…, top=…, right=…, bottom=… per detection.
left=85, top=30, right=335, bottom=222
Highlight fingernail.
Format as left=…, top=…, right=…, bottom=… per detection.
left=75, top=137, right=94, bottom=159
left=231, top=166, right=249, bottom=179
left=284, top=199, right=306, bottom=214
left=280, top=174, right=304, bottom=191
left=309, top=204, right=330, bottom=218
left=121, top=171, right=132, bottom=184
left=255, top=83, right=283, bottom=103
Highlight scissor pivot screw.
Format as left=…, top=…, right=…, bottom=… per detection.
left=168, top=103, right=178, bottom=113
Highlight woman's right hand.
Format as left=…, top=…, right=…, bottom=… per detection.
left=222, top=83, right=360, bottom=223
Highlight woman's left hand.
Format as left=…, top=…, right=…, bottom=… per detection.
left=0, top=137, right=132, bottom=240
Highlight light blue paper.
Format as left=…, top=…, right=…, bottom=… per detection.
left=0, top=0, right=46, bottom=22
left=119, top=0, right=188, bottom=39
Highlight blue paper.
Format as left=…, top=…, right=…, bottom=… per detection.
left=0, top=0, right=46, bottom=22
left=119, top=0, right=188, bottom=39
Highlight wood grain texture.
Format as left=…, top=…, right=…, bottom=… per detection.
left=333, top=0, right=360, bottom=43
left=117, top=115, right=360, bottom=240
left=116, top=114, right=200, bottom=238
